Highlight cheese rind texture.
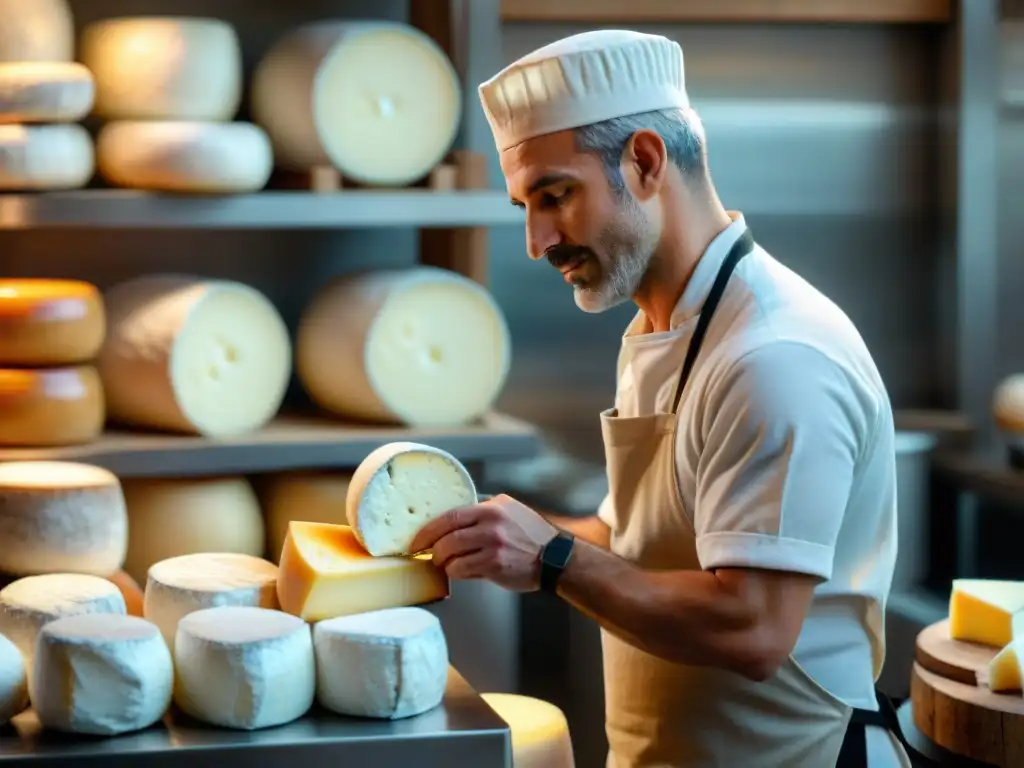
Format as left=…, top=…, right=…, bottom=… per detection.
left=0, top=462, right=128, bottom=576
left=0, top=633, right=27, bottom=725
left=348, top=442, right=477, bottom=556
left=0, top=366, right=105, bottom=447
left=98, top=274, right=291, bottom=437
left=259, top=472, right=351, bottom=564
left=277, top=521, right=449, bottom=622
left=949, top=579, right=1024, bottom=648
left=993, top=374, right=1024, bottom=433
left=252, top=22, right=460, bottom=184
left=314, top=607, right=448, bottom=719
left=97, top=121, right=273, bottom=193
left=296, top=267, right=511, bottom=427
left=80, top=17, right=242, bottom=121
left=30, top=613, right=172, bottom=735
left=174, top=606, right=315, bottom=730
left=480, top=693, right=576, bottom=768
left=0, top=279, right=105, bottom=366
left=0, top=124, right=93, bottom=190
left=0, top=62, right=94, bottom=124
left=0, top=0, right=74, bottom=63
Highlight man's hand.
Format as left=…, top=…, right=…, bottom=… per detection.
left=409, top=494, right=557, bottom=592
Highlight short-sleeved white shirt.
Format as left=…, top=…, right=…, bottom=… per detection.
left=599, top=213, right=897, bottom=710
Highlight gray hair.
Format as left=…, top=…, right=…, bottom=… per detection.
left=574, top=108, right=706, bottom=195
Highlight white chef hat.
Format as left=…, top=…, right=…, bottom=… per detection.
left=478, top=30, right=689, bottom=152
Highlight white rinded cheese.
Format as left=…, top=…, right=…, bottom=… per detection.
left=0, top=62, right=93, bottom=124
left=122, top=477, right=265, bottom=585
left=80, top=17, right=242, bottom=121
left=0, top=462, right=128, bottom=577
left=259, top=472, right=351, bottom=564
left=481, top=693, right=576, bottom=768
left=97, top=121, right=273, bottom=193
left=0, top=633, right=27, bottom=725
left=0, top=574, right=127, bottom=671
left=98, top=275, right=291, bottom=437
left=30, top=613, right=172, bottom=735
left=0, top=366, right=105, bottom=447
left=314, top=607, right=448, bottom=719
left=994, top=374, right=1024, bottom=433
left=143, top=552, right=279, bottom=652
left=252, top=21, right=460, bottom=184
left=296, top=267, right=511, bottom=427
left=174, top=606, right=315, bottom=730
left=348, top=442, right=476, bottom=556
left=0, top=124, right=93, bottom=190
left=0, top=0, right=74, bottom=63
left=0, top=278, right=105, bottom=367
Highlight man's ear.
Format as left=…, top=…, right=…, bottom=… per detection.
left=621, top=129, right=668, bottom=201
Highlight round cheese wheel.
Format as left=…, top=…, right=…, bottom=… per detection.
left=106, top=570, right=144, bottom=617
left=251, top=21, right=461, bottom=185
left=480, top=693, right=575, bottom=768
left=80, top=17, right=242, bottom=121
left=98, top=275, right=291, bottom=438
left=0, top=0, right=74, bottom=63
left=0, top=62, right=94, bottom=124
left=994, top=374, right=1024, bottom=433
left=0, top=366, right=105, bottom=447
left=0, top=633, right=28, bottom=725
left=296, top=267, right=511, bottom=427
left=0, top=462, right=128, bottom=577
left=0, top=279, right=105, bottom=367
left=97, top=121, right=273, bottom=193
left=122, top=477, right=265, bottom=585
left=0, top=124, right=93, bottom=191
left=259, top=472, right=351, bottom=563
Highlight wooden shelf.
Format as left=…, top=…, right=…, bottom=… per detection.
left=0, top=413, right=540, bottom=478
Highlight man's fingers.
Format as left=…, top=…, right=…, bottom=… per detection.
left=409, top=503, right=487, bottom=553
left=444, top=551, right=494, bottom=580
left=431, top=524, right=496, bottom=569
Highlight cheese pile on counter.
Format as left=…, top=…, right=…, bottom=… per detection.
left=949, top=579, right=1024, bottom=692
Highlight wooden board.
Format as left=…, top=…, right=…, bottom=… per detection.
left=916, top=619, right=1001, bottom=685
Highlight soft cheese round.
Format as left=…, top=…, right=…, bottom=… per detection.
left=480, top=693, right=576, bottom=768
left=0, top=124, right=93, bottom=191
left=0, top=278, right=105, bottom=366
left=0, top=633, right=27, bottom=725
left=0, top=62, right=94, bottom=124
left=0, top=0, right=74, bottom=62
left=0, top=367, right=105, bottom=447
left=994, top=374, right=1024, bottom=433
left=259, top=472, right=351, bottom=563
left=30, top=613, right=172, bottom=735
left=0, top=462, right=128, bottom=577
left=174, top=606, right=315, bottom=730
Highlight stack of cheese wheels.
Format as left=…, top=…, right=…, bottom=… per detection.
left=81, top=16, right=273, bottom=193
left=0, top=0, right=95, bottom=191
left=252, top=21, right=461, bottom=186
left=258, top=471, right=353, bottom=564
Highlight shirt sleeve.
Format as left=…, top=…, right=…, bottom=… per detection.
left=692, top=341, right=876, bottom=580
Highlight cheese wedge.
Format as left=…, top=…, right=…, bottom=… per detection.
left=950, top=579, right=1024, bottom=648
left=987, top=639, right=1024, bottom=692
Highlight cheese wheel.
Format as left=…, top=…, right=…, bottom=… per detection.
left=348, top=442, right=476, bottom=556
left=0, top=62, right=93, bottom=124
left=0, top=366, right=105, bottom=447
left=0, top=633, right=27, bottom=725
left=259, top=472, right=351, bottom=564
left=994, top=374, right=1024, bottom=433
left=0, top=279, right=105, bottom=366
left=97, top=121, right=273, bottom=193
left=80, top=17, right=242, bottom=121
left=480, top=694, right=575, bottom=768
left=0, top=0, right=74, bottom=63
left=0, top=124, right=93, bottom=190
left=296, top=268, right=511, bottom=427
left=0, top=462, right=128, bottom=577
left=98, top=275, right=291, bottom=437
left=251, top=21, right=461, bottom=184
left=174, top=606, right=315, bottom=730
left=30, top=613, right=172, bottom=735
left=106, top=571, right=144, bottom=617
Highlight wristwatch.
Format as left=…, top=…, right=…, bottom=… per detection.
left=539, top=531, right=575, bottom=594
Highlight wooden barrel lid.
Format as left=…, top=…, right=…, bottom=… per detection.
left=916, top=619, right=1000, bottom=685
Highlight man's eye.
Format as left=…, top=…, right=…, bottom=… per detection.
left=540, top=189, right=571, bottom=208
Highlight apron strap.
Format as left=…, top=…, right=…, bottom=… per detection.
left=837, top=689, right=943, bottom=768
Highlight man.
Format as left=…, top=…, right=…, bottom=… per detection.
left=410, top=30, right=911, bottom=767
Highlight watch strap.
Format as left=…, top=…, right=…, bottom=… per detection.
left=539, top=532, right=575, bottom=593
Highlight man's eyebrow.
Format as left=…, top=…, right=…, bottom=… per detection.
left=509, top=173, right=577, bottom=208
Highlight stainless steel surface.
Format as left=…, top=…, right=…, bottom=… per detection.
left=893, top=432, right=941, bottom=590
left=0, top=668, right=510, bottom=768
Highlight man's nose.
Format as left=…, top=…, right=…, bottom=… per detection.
left=525, top=210, right=562, bottom=261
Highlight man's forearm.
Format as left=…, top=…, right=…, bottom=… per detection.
left=543, top=513, right=610, bottom=548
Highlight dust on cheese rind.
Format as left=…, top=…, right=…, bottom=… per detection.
left=30, top=613, right=172, bottom=735
left=0, top=278, right=105, bottom=367
left=296, top=267, right=511, bottom=427
left=0, top=633, right=27, bottom=725
left=80, top=17, right=242, bottom=121
left=98, top=274, right=291, bottom=437
left=0, top=461, right=127, bottom=577
left=173, top=606, right=315, bottom=730
left=143, top=552, right=279, bottom=652
left=0, top=124, right=94, bottom=191
left=258, top=472, right=351, bottom=564
left=0, top=366, right=105, bottom=448
left=0, top=63, right=94, bottom=124
left=97, top=121, right=273, bottom=193
left=348, top=442, right=477, bottom=556
left=251, top=21, right=460, bottom=183
left=276, top=521, right=449, bottom=622
left=949, top=579, right=1024, bottom=648
left=480, top=693, right=576, bottom=768
left=0, top=0, right=74, bottom=63
left=122, top=477, right=265, bottom=585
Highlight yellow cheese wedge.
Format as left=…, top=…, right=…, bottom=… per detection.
left=276, top=521, right=448, bottom=622
left=987, top=640, right=1024, bottom=692
left=950, top=579, right=1024, bottom=647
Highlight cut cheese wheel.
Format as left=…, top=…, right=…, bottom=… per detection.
left=949, top=579, right=1024, bottom=648
left=277, top=521, right=449, bottom=622
left=98, top=275, right=291, bottom=437
left=0, top=124, right=93, bottom=190
left=348, top=442, right=476, bottom=556
left=30, top=613, right=172, bottom=735
left=0, top=633, right=27, bottom=725
left=0, top=279, right=105, bottom=366
left=106, top=571, right=144, bottom=617
left=174, top=606, right=315, bottom=730
left=986, top=638, right=1024, bottom=692
left=143, top=552, right=279, bottom=652
left=122, top=477, right=265, bottom=585
left=97, top=121, right=273, bottom=193
left=314, top=607, right=448, bottom=719
left=0, top=62, right=94, bottom=124
left=0, top=462, right=128, bottom=577
left=80, top=17, right=242, bottom=121
left=296, top=267, right=511, bottom=427
left=0, top=0, right=74, bottom=63
left=259, top=471, right=351, bottom=564
left=994, top=374, right=1024, bottom=433
left=480, top=693, right=576, bottom=768
left=251, top=21, right=460, bottom=184
left=0, top=366, right=105, bottom=447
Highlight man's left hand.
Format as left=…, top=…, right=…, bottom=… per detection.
left=408, top=494, right=558, bottom=592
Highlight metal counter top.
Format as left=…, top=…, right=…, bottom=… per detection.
left=0, top=668, right=510, bottom=768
